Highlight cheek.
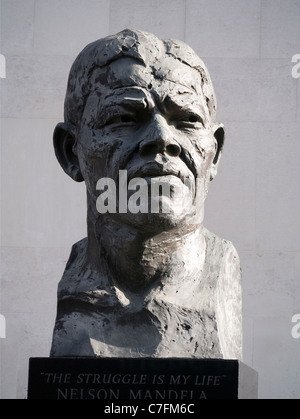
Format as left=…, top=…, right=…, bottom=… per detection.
left=76, top=128, right=137, bottom=194
left=195, top=130, right=216, bottom=160
left=181, top=131, right=216, bottom=176
left=76, top=129, right=119, bottom=194
left=78, top=127, right=121, bottom=159
left=201, top=147, right=215, bottom=175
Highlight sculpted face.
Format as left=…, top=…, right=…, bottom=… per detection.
left=54, top=33, right=224, bottom=233
left=74, top=58, right=223, bottom=231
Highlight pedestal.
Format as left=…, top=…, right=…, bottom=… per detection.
left=28, top=358, right=258, bottom=400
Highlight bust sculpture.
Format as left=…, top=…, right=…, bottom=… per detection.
left=50, top=29, right=242, bottom=360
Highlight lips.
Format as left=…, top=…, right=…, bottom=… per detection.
left=128, top=162, right=187, bottom=183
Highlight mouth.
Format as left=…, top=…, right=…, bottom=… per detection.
left=129, top=163, right=188, bottom=184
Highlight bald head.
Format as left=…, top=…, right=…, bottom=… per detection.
left=64, top=29, right=217, bottom=127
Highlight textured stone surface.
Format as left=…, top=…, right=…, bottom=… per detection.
left=1, top=1, right=299, bottom=400
left=51, top=229, right=242, bottom=358
left=50, top=29, right=242, bottom=360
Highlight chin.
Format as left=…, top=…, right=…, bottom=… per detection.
left=117, top=210, right=194, bottom=233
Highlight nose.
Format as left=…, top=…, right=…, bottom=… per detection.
left=139, top=115, right=181, bottom=158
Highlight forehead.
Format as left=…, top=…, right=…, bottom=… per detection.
left=90, top=57, right=206, bottom=103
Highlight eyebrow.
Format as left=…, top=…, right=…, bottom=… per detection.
left=97, top=86, right=210, bottom=125
left=161, top=93, right=210, bottom=126
left=100, top=87, right=154, bottom=109
left=103, top=96, right=150, bottom=111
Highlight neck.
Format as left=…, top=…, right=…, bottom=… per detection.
left=87, top=213, right=207, bottom=293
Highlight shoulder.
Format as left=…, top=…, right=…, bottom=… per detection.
left=204, top=228, right=241, bottom=274
left=65, top=238, right=88, bottom=270
left=204, top=229, right=242, bottom=359
left=58, top=238, right=88, bottom=298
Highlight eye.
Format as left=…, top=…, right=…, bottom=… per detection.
left=176, top=113, right=204, bottom=129
left=188, top=115, right=199, bottom=123
left=105, top=114, right=138, bottom=127
left=120, top=115, right=136, bottom=123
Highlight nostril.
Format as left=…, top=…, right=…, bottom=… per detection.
left=140, top=142, right=181, bottom=157
left=166, top=144, right=181, bottom=157
left=140, top=143, right=158, bottom=157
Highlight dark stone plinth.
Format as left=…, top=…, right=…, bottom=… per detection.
left=28, top=358, right=258, bottom=400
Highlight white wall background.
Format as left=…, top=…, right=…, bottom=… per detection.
left=0, top=0, right=299, bottom=399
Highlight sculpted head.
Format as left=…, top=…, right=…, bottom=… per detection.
left=50, top=31, right=243, bottom=361
left=54, top=29, right=224, bottom=234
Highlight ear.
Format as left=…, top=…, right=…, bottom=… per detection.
left=53, top=122, right=84, bottom=182
left=210, top=123, right=225, bottom=181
